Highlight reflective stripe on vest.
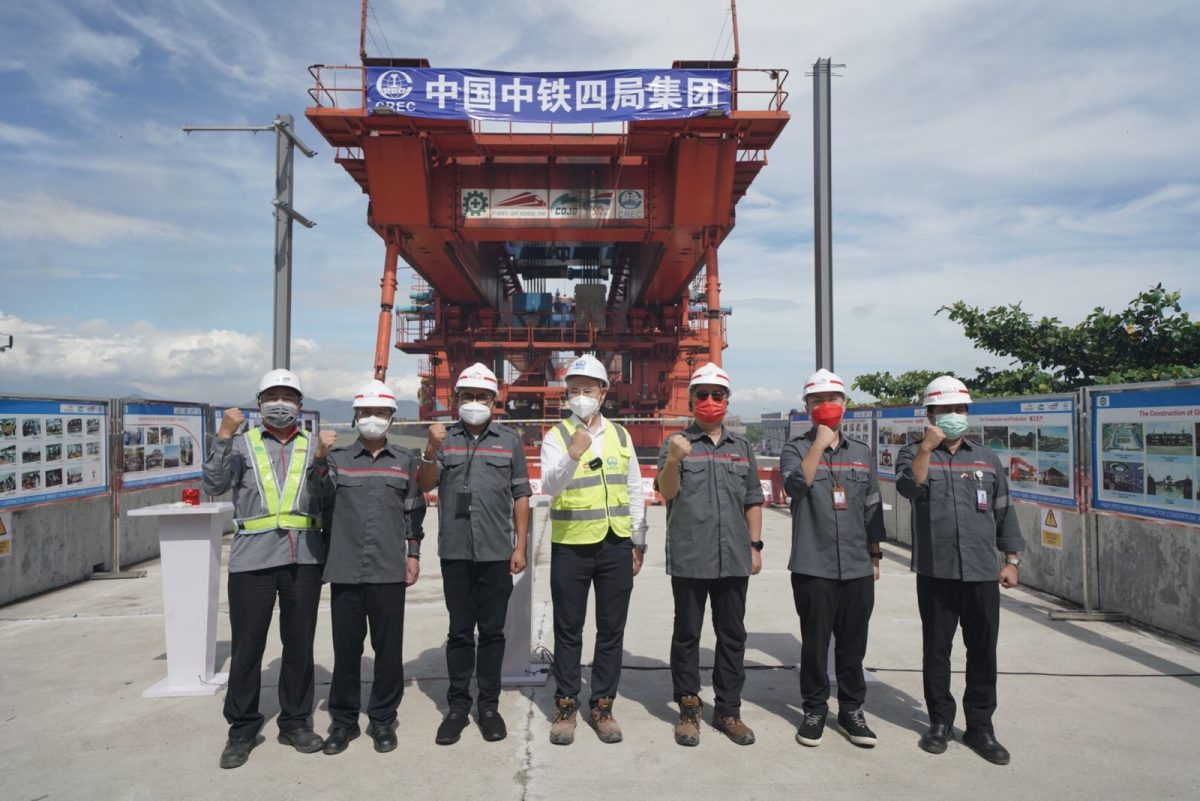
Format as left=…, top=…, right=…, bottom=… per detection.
left=549, top=417, right=632, bottom=545
left=239, top=428, right=318, bottom=533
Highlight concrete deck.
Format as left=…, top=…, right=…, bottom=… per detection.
left=3, top=506, right=1198, bottom=801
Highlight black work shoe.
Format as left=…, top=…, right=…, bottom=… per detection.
left=322, top=726, right=360, bottom=755
left=277, top=727, right=325, bottom=753
left=919, top=722, right=953, bottom=754
left=836, top=708, right=878, bottom=748
left=219, top=736, right=257, bottom=769
left=963, top=729, right=1011, bottom=765
left=478, top=709, right=508, bottom=742
left=795, top=711, right=827, bottom=747
left=367, top=721, right=398, bottom=753
left=436, top=711, right=470, bottom=745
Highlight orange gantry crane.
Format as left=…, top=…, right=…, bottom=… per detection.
left=305, top=23, right=788, bottom=451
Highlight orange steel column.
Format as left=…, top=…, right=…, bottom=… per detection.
left=704, top=237, right=722, bottom=366
left=373, top=238, right=400, bottom=380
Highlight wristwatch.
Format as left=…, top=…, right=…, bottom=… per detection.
left=750, top=540, right=764, bottom=552
left=1005, top=556, right=1021, bottom=567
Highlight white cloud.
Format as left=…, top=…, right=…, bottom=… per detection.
left=0, top=122, right=56, bottom=147
left=0, top=194, right=187, bottom=245
left=0, top=311, right=421, bottom=403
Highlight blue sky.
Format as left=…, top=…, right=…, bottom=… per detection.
left=1, top=0, right=1198, bottom=414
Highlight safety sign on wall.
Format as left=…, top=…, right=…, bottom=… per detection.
left=1091, top=384, right=1200, bottom=526
left=0, top=397, right=109, bottom=509
left=121, top=402, right=205, bottom=489
left=0, top=511, right=11, bottom=558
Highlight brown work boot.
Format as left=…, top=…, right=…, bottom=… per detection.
left=714, top=713, right=756, bottom=745
left=675, top=696, right=702, bottom=746
left=549, top=698, right=578, bottom=745
left=588, top=697, right=624, bottom=743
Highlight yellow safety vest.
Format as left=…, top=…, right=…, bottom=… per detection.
left=239, top=428, right=318, bottom=533
left=549, top=417, right=633, bottom=545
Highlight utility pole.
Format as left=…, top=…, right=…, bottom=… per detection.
left=182, top=115, right=317, bottom=369
left=812, top=58, right=835, bottom=372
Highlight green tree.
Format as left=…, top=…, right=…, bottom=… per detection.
left=744, top=423, right=764, bottom=446
left=854, top=284, right=1200, bottom=401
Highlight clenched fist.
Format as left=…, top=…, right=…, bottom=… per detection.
left=316, top=429, right=337, bottom=458
left=667, top=434, right=692, bottom=462
left=426, top=421, right=448, bottom=451
left=568, top=426, right=592, bottom=461
left=219, top=407, right=245, bottom=439
left=920, top=424, right=946, bottom=454
left=813, top=424, right=837, bottom=452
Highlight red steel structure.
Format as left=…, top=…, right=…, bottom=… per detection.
left=305, top=42, right=788, bottom=450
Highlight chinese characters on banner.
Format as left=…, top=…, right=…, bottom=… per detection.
left=366, top=68, right=732, bottom=122
left=1092, top=385, right=1200, bottom=526
left=1, top=398, right=109, bottom=509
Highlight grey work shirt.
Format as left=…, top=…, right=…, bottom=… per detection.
left=656, top=424, right=764, bottom=579
left=309, top=439, right=426, bottom=585
left=780, top=430, right=886, bottom=580
left=436, top=422, right=532, bottom=562
left=202, top=427, right=325, bottom=573
left=895, top=439, right=1025, bottom=582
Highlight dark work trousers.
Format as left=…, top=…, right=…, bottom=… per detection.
left=225, top=563, right=323, bottom=739
left=790, top=573, right=875, bottom=715
left=550, top=530, right=634, bottom=706
left=328, top=581, right=408, bottom=728
left=917, top=574, right=1000, bottom=732
left=441, top=559, right=514, bottom=714
left=670, top=576, right=749, bottom=718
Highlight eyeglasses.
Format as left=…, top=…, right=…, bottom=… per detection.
left=694, top=390, right=727, bottom=401
left=565, top=387, right=601, bottom=398
left=458, top=393, right=495, bottom=404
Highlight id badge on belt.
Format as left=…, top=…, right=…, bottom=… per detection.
left=832, top=483, right=848, bottom=510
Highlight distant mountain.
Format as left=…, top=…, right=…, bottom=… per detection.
left=302, top=398, right=419, bottom=424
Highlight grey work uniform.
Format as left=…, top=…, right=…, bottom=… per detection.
left=779, top=429, right=886, bottom=716
left=896, top=438, right=1025, bottom=732
left=656, top=423, right=765, bottom=718
left=310, top=439, right=424, bottom=729
left=436, top=421, right=532, bottom=714
left=202, top=426, right=325, bottom=739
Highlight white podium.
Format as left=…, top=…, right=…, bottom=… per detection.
left=502, top=496, right=550, bottom=686
left=129, top=502, right=233, bottom=698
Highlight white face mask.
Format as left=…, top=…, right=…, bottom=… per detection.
left=355, top=415, right=391, bottom=440
left=459, top=401, right=492, bottom=427
left=569, top=395, right=600, bottom=421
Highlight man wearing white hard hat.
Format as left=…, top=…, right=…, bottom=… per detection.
left=780, top=368, right=886, bottom=750
left=204, top=368, right=330, bottom=768
left=416, top=363, right=532, bottom=746
left=656, top=363, right=764, bottom=747
left=896, top=376, right=1024, bottom=765
left=539, top=353, right=645, bottom=745
left=308, top=379, right=425, bottom=756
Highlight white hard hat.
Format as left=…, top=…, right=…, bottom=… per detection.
left=802, top=368, right=845, bottom=399
left=353, top=379, right=397, bottom=410
left=257, top=368, right=303, bottom=397
left=564, top=354, right=609, bottom=388
left=455, top=362, right=499, bottom=392
left=923, top=375, right=972, bottom=406
left=689, top=362, right=731, bottom=390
